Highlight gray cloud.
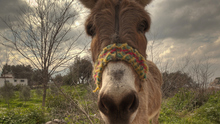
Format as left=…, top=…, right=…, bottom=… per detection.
left=0, top=0, right=28, bottom=29
left=147, top=0, right=220, bottom=40
left=0, top=0, right=219, bottom=79
left=145, top=0, right=220, bottom=79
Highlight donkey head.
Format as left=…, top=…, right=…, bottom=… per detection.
left=79, top=0, right=152, bottom=123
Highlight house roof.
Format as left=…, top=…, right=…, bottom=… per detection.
left=0, top=77, right=13, bottom=78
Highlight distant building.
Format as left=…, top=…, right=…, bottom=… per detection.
left=209, top=77, right=220, bottom=89
left=0, top=73, right=28, bottom=87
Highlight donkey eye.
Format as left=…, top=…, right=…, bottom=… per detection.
left=86, top=24, right=96, bottom=37
left=137, top=20, right=149, bottom=33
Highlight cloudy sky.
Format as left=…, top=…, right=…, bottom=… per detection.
left=0, top=0, right=219, bottom=81
left=145, top=0, right=220, bottom=80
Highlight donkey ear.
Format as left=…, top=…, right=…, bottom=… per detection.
left=79, top=0, right=98, bottom=9
left=136, top=0, right=152, bottom=6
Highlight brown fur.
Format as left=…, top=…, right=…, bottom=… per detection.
left=79, top=0, right=163, bottom=123
left=85, top=0, right=151, bottom=62
left=79, top=0, right=98, bottom=9
left=126, top=60, right=163, bottom=124
left=136, top=0, right=152, bottom=6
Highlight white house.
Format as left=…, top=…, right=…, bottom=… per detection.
left=209, top=77, right=220, bottom=89
left=0, top=74, right=28, bottom=87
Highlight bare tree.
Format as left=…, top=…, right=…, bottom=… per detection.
left=0, top=0, right=84, bottom=106
left=189, top=58, right=214, bottom=89
left=147, top=31, right=164, bottom=64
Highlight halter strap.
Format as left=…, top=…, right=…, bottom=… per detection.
left=93, top=43, right=148, bottom=92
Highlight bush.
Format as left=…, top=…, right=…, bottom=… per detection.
left=13, top=84, right=23, bottom=91
left=46, top=93, right=71, bottom=118
left=46, top=84, right=101, bottom=123
left=46, top=85, right=76, bottom=120
left=19, top=85, right=31, bottom=102
left=168, top=88, right=215, bottom=111
left=159, top=102, right=180, bottom=123
left=159, top=89, right=220, bottom=124
left=49, top=83, right=59, bottom=95
left=195, top=91, right=220, bottom=123
left=35, top=88, right=43, bottom=97
left=0, top=107, right=46, bottom=124
left=0, top=82, right=14, bottom=108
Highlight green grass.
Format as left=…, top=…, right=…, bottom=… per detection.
left=0, top=90, right=42, bottom=110
left=159, top=90, right=220, bottom=124
left=0, top=84, right=88, bottom=110
left=0, top=89, right=46, bottom=124
left=1, top=85, right=219, bottom=124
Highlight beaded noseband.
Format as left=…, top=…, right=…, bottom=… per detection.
left=93, top=43, right=149, bottom=92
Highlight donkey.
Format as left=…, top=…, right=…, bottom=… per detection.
left=79, top=0, right=163, bottom=124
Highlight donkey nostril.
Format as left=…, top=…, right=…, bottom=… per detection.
left=98, top=94, right=116, bottom=115
left=101, top=99, right=108, bottom=110
left=120, top=92, right=139, bottom=113
left=127, top=95, right=134, bottom=110
left=98, top=92, right=139, bottom=116
left=98, top=97, right=108, bottom=115
left=128, top=94, right=137, bottom=111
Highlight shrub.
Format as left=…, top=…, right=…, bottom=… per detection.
left=46, top=85, right=76, bottom=120
left=159, top=102, right=180, bottom=123
left=195, top=91, right=220, bottom=123
left=24, top=107, right=46, bottom=124
left=160, top=89, right=220, bottom=124
left=0, top=107, right=46, bottom=124
left=35, top=88, right=43, bottom=97
left=46, top=84, right=100, bottom=123
left=13, top=84, right=23, bottom=91
left=49, top=83, right=59, bottom=95
left=19, top=85, right=31, bottom=102
left=0, top=82, right=14, bottom=108
left=167, top=88, right=194, bottom=111
left=168, top=88, right=215, bottom=111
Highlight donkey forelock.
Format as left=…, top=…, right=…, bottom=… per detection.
left=84, top=0, right=151, bottom=62
left=80, top=0, right=152, bottom=9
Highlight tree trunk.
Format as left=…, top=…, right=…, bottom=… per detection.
left=42, top=83, right=47, bottom=107
left=42, top=70, right=49, bottom=107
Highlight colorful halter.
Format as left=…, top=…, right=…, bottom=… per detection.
left=93, top=43, right=149, bottom=92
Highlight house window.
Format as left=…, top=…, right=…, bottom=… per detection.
left=14, top=80, right=17, bottom=82
left=20, top=80, right=25, bottom=82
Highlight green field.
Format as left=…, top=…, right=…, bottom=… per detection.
left=0, top=85, right=220, bottom=124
